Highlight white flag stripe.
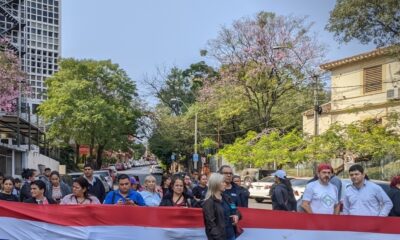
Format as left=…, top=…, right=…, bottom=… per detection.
left=1, top=217, right=399, bottom=240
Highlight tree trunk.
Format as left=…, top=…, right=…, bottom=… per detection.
left=89, top=136, right=95, bottom=159
left=75, top=143, right=80, bottom=163
left=96, top=145, right=105, bottom=170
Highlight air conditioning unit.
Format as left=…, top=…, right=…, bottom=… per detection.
left=387, top=88, right=400, bottom=100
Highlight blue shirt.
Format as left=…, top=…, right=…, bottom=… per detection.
left=343, top=180, right=393, bottom=216
left=103, top=190, right=146, bottom=206
left=139, top=190, right=161, bottom=206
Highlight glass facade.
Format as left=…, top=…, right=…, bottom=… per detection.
left=0, top=0, right=61, bottom=104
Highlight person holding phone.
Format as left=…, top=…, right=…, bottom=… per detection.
left=48, top=171, right=71, bottom=204
left=103, top=174, right=146, bottom=206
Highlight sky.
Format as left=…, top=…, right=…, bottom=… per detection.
left=61, top=0, right=375, bottom=103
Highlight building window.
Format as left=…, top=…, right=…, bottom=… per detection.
left=363, top=65, right=382, bottom=94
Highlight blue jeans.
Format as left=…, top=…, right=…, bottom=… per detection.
left=227, top=236, right=236, bottom=240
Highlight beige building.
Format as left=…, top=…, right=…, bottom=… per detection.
left=303, top=47, right=400, bottom=135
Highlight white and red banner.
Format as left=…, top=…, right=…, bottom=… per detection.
left=0, top=201, right=399, bottom=240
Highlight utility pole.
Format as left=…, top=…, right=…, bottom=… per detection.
left=313, top=75, right=319, bottom=136
left=194, top=111, right=198, bottom=170
left=313, top=75, right=319, bottom=175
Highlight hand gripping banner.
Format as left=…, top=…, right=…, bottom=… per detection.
left=0, top=201, right=399, bottom=240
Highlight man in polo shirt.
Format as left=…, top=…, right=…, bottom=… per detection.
left=301, top=163, right=340, bottom=215
left=343, top=164, right=392, bottom=216
left=103, top=174, right=145, bottom=206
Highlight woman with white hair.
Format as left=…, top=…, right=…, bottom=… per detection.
left=202, top=173, right=241, bottom=240
left=139, top=175, right=161, bottom=206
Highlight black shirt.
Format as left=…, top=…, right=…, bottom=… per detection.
left=0, top=192, right=19, bottom=202
left=192, top=185, right=208, bottom=200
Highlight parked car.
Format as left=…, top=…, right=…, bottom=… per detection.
left=290, top=178, right=309, bottom=201
left=115, top=163, right=124, bottom=171
left=68, top=172, right=83, bottom=182
left=132, top=160, right=141, bottom=167
left=240, top=168, right=277, bottom=189
left=248, top=176, right=276, bottom=203
left=106, top=166, right=117, bottom=182
left=94, top=173, right=111, bottom=193
left=150, top=165, right=164, bottom=175
left=94, top=170, right=113, bottom=189
left=249, top=175, right=302, bottom=203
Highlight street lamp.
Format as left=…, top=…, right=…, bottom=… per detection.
left=170, top=97, right=199, bottom=170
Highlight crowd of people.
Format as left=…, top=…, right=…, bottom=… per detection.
left=1, top=162, right=400, bottom=239
left=0, top=164, right=248, bottom=239
left=269, top=163, right=400, bottom=218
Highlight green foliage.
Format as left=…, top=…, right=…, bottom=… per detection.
left=148, top=106, right=193, bottom=166
left=201, top=137, right=218, bottom=150
left=219, top=118, right=400, bottom=170
left=38, top=58, right=141, bottom=168
left=219, top=130, right=306, bottom=168
left=326, top=0, right=400, bottom=46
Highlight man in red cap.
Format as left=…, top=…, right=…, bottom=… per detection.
left=301, top=163, right=340, bottom=215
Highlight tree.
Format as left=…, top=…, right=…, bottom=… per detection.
left=218, top=130, right=306, bottom=168
left=146, top=62, right=218, bottom=115
left=39, top=59, right=141, bottom=168
left=0, top=41, right=27, bottom=112
left=148, top=106, right=194, bottom=167
left=205, top=12, right=325, bottom=128
left=326, top=0, right=400, bottom=47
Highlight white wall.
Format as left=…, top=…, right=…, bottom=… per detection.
left=26, top=151, right=59, bottom=173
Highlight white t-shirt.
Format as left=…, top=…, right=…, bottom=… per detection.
left=303, top=180, right=338, bottom=214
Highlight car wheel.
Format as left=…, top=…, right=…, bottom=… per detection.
left=255, top=198, right=264, bottom=203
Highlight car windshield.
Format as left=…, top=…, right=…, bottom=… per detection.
left=259, top=177, right=275, bottom=182
left=291, top=179, right=309, bottom=186
left=94, top=171, right=109, bottom=177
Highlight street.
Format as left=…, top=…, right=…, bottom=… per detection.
left=118, top=165, right=272, bottom=209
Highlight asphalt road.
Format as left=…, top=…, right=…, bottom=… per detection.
left=118, top=166, right=272, bottom=210
left=248, top=198, right=272, bottom=210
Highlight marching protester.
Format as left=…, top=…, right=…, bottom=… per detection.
left=48, top=171, right=71, bottom=203
left=232, top=175, right=250, bottom=208
left=103, top=174, right=146, bottom=206
left=38, top=167, right=52, bottom=194
left=24, top=180, right=56, bottom=204
left=0, top=177, right=19, bottom=202
left=130, top=177, right=142, bottom=191
left=203, top=173, right=241, bottom=240
left=301, top=163, right=340, bottom=214
left=219, top=165, right=248, bottom=208
left=60, top=177, right=100, bottom=205
left=184, top=174, right=194, bottom=191
left=343, top=164, right=393, bottom=216
left=139, top=175, right=162, bottom=206
left=83, top=164, right=106, bottom=203
left=307, top=167, right=343, bottom=201
left=160, top=177, right=192, bottom=207
left=192, top=174, right=208, bottom=207
left=0, top=172, right=4, bottom=190
left=20, top=168, right=37, bottom=202
left=271, top=170, right=296, bottom=211
left=388, top=175, right=400, bottom=217
left=191, top=170, right=200, bottom=187
left=161, top=175, right=172, bottom=197
left=13, top=178, right=21, bottom=199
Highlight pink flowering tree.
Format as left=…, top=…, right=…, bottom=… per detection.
left=203, top=12, right=325, bottom=128
left=0, top=39, right=27, bottom=113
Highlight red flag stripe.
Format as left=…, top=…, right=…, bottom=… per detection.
left=0, top=201, right=400, bottom=234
